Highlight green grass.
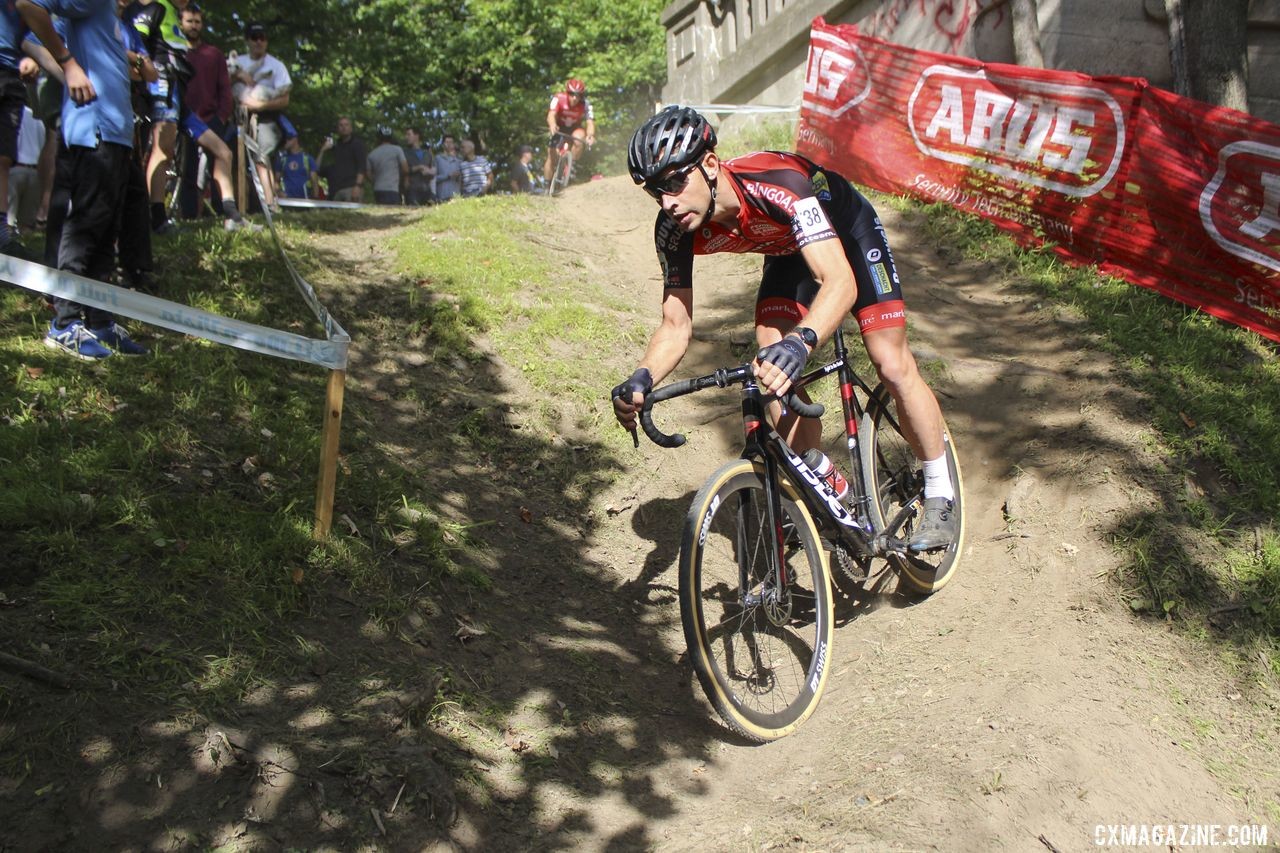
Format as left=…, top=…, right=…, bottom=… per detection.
left=912, top=201, right=1280, bottom=682
left=390, top=195, right=647, bottom=440
left=0, top=217, right=473, bottom=744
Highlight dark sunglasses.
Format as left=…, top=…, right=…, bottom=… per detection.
left=643, top=162, right=698, bottom=200
left=248, top=33, right=267, bottom=41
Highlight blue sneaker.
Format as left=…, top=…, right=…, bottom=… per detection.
left=91, top=323, right=148, bottom=355
left=44, top=320, right=112, bottom=361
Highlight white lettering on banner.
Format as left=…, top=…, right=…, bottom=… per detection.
left=1199, top=141, right=1280, bottom=274
left=908, top=173, right=1076, bottom=243
left=802, top=30, right=871, bottom=119
left=907, top=65, right=1125, bottom=198
left=1240, top=171, right=1280, bottom=239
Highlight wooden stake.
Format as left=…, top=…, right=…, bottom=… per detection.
left=313, top=368, right=346, bottom=540
left=236, top=126, right=248, bottom=210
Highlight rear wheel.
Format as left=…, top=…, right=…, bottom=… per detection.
left=679, top=459, right=834, bottom=741
left=861, top=385, right=965, bottom=594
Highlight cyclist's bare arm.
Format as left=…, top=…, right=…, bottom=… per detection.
left=546, top=108, right=558, bottom=136
left=754, top=238, right=857, bottom=396
left=614, top=288, right=693, bottom=429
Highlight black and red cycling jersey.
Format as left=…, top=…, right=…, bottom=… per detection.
left=549, top=91, right=593, bottom=132
left=653, top=150, right=907, bottom=333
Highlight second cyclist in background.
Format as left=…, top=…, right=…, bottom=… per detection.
left=543, top=77, right=594, bottom=185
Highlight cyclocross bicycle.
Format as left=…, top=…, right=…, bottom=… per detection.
left=637, top=326, right=965, bottom=741
left=546, top=132, right=581, bottom=197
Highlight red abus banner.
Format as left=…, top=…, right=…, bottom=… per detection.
left=797, top=18, right=1280, bottom=342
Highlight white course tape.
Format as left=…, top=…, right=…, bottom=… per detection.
left=239, top=131, right=353, bottom=359
left=277, top=198, right=363, bottom=210
left=3, top=252, right=349, bottom=369
left=678, top=103, right=800, bottom=115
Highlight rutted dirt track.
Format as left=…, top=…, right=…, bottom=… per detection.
left=548, top=178, right=1276, bottom=851
left=3, top=177, right=1277, bottom=852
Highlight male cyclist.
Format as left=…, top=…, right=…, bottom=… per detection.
left=543, top=77, right=594, bottom=184
left=610, top=106, right=957, bottom=550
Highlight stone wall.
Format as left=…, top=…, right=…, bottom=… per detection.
left=660, top=0, right=1280, bottom=124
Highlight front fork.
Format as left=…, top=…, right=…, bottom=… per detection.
left=737, top=382, right=793, bottom=616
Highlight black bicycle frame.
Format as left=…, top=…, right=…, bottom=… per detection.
left=734, top=328, right=883, bottom=598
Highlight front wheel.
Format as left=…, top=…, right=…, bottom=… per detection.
left=861, top=385, right=966, bottom=594
left=679, top=459, right=834, bottom=742
left=549, top=149, right=574, bottom=196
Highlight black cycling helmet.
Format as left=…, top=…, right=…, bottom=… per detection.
left=628, top=105, right=717, bottom=185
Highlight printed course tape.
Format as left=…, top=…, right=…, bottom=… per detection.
left=2, top=132, right=353, bottom=369
left=3, top=252, right=349, bottom=369
left=243, top=133, right=354, bottom=349
left=277, top=198, right=364, bottom=210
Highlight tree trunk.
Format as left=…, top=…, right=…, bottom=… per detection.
left=1163, top=0, right=1250, bottom=111
left=1010, top=0, right=1045, bottom=69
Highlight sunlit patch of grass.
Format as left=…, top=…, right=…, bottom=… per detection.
left=0, top=217, right=459, bottom=768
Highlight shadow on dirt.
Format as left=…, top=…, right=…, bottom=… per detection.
left=0, top=208, right=759, bottom=851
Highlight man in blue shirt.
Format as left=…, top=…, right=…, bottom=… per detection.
left=18, top=0, right=145, bottom=359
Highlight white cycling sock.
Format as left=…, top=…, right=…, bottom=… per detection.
left=922, top=453, right=954, bottom=502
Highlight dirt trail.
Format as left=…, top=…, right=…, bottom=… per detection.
left=554, top=177, right=1273, bottom=851
left=4, top=180, right=1275, bottom=853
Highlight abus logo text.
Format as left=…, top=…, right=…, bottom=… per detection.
left=802, top=30, right=871, bottom=119
left=907, top=65, right=1125, bottom=198
left=1199, top=140, right=1280, bottom=275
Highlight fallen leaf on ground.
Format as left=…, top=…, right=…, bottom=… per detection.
left=519, top=507, right=533, bottom=523
left=503, top=729, right=530, bottom=752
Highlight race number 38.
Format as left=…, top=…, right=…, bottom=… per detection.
left=793, top=197, right=832, bottom=240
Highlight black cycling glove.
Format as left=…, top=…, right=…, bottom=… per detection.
left=756, top=336, right=809, bottom=385
left=611, top=367, right=653, bottom=403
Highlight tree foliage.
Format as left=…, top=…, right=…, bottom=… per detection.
left=198, top=0, right=666, bottom=171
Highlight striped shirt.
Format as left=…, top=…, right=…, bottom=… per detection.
left=460, top=156, right=492, bottom=197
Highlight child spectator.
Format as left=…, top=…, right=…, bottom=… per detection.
left=274, top=131, right=318, bottom=199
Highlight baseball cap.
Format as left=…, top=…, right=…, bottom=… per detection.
left=245, top=22, right=266, bottom=38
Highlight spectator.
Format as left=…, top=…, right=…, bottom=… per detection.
left=7, top=104, right=43, bottom=237
left=433, top=132, right=462, bottom=202
left=177, top=1, right=232, bottom=219
left=18, top=0, right=147, bottom=359
left=458, top=138, right=491, bottom=198
left=115, top=0, right=158, bottom=293
left=120, top=0, right=188, bottom=234
left=30, top=70, right=58, bottom=230
left=317, top=115, right=365, bottom=202
left=401, top=126, right=433, bottom=205
left=509, top=144, right=538, bottom=194
left=366, top=125, right=406, bottom=205
left=274, top=132, right=317, bottom=199
left=0, top=3, right=46, bottom=256
left=230, top=21, right=288, bottom=213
